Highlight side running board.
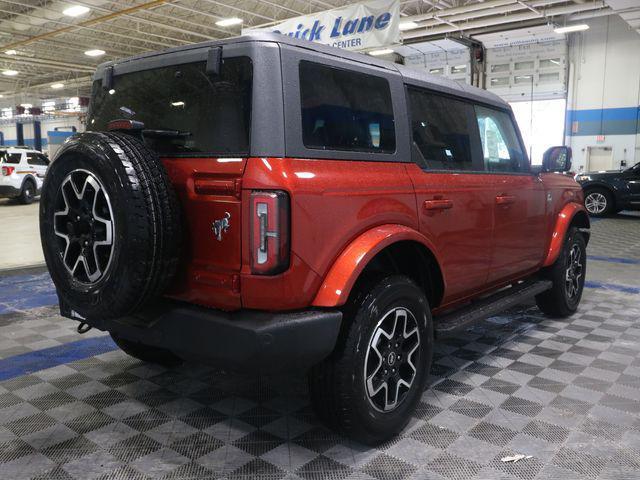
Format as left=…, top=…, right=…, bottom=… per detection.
left=434, top=279, right=552, bottom=336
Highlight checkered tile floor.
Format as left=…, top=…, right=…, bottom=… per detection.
left=1, top=290, right=639, bottom=480
left=1, top=214, right=639, bottom=480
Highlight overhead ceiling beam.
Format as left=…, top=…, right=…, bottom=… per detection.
left=403, top=0, right=607, bottom=39
left=0, top=54, right=96, bottom=73
left=0, top=0, right=176, bottom=52
left=0, top=5, right=185, bottom=49
left=68, top=0, right=227, bottom=38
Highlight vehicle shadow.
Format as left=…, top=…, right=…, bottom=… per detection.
left=0, top=197, right=40, bottom=206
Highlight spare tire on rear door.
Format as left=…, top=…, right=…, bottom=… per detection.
left=40, top=132, right=181, bottom=321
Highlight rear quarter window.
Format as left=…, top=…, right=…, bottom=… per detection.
left=0, top=152, right=22, bottom=164
left=299, top=61, right=395, bottom=154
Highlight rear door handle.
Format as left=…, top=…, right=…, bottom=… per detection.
left=423, top=199, right=453, bottom=211
left=495, top=195, right=516, bottom=205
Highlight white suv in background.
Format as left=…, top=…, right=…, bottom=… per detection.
left=0, top=147, right=50, bottom=204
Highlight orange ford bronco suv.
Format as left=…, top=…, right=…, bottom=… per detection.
left=40, top=33, right=590, bottom=444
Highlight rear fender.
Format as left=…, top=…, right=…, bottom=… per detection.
left=543, top=202, right=590, bottom=267
left=312, top=224, right=441, bottom=307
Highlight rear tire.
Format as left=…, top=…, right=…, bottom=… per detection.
left=535, top=227, right=586, bottom=318
left=308, top=275, right=433, bottom=445
left=18, top=179, right=36, bottom=204
left=110, top=333, right=182, bottom=366
left=39, top=132, right=181, bottom=321
left=584, top=187, right=613, bottom=216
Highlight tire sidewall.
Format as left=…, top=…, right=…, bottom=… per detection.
left=40, top=133, right=143, bottom=317
left=585, top=188, right=612, bottom=216
left=20, top=178, right=36, bottom=204
left=348, top=278, right=433, bottom=436
left=558, top=228, right=587, bottom=312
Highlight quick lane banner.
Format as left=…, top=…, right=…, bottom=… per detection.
left=243, top=0, right=400, bottom=51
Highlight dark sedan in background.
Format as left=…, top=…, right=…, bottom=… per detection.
left=576, top=162, right=640, bottom=216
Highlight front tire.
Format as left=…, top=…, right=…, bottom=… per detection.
left=535, top=227, right=586, bottom=318
left=308, top=275, right=433, bottom=445
left=18, top=179, right=36, bottom=204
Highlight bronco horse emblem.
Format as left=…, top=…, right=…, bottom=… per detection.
left=212, top=212, right=231, bottom=241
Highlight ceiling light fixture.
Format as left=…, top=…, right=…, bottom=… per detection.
left=399, top=21, right=419, bottom=31
left=2, top=70, right=18, bottom=76
left=368, top=48, right=394, bottom=56
left=63, top=5, right=90, bottom=17
left=84, top=49, right=105, bottom=57
left=5, top=49, right=17, bottom=55
left=51, top=83, right=64, bottom=89
left=554, top=24, right=589, bottom=34
left=215, top=17, right=243, bottom=27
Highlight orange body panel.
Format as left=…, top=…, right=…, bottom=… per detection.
left=159, top=155, right=586, bottom=313
left=543, top=202, right=587, bottom=267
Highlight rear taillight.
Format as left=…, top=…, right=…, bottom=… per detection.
left=250, top=190, right=290, bottom=275
left=1, top=166, right=15, bottom=176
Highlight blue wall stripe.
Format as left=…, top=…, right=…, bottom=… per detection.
left=566, top=106, right=640, bottom=136
left=0, top=336, right=117, bottom=381
left=585, top=280, right=640, bottom=295
left=0, top=138, right=49, bottom=148
left=589, top=255, right=640, bottom=265
left=568, top=107, right=640, bottom=122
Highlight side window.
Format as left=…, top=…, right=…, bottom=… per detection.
left=38, top=154, right=50, bottom=166
left=408, top=88, right=477, bottom=171
left=1, top=153, right=21, bottom=164
left=27, top=153, right=47, bottom=166
left=299, top=61, right=395, bottom=153
left=475, top=106, right=527, bottom=173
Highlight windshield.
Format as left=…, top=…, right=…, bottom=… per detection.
left=87, top=57, right=252, bottom=156
left=626, top=161, right=640, bottom=172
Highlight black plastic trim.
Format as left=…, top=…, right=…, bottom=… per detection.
left=60, top=298, right=342, bottom=373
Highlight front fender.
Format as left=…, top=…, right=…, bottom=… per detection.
left=543, top=202, right=590, bottom=267
left=311, top=224, right=440, bottom=307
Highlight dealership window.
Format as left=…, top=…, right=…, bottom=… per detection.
left=408, top=88, right=477, bottom=171
left=299, top=61, right=395, bottom=153
left=475, top=106, right=526, bottom=173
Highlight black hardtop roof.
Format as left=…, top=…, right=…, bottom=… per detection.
left=94, top=32, right=507, bottom=109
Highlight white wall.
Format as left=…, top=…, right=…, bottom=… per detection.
left=565, top=15, right=640, bottom=172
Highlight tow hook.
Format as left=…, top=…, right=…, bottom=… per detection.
left=77, top=322, right=92, bottom=334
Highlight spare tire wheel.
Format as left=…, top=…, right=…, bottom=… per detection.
left=40, top=132, right=181, bottom=321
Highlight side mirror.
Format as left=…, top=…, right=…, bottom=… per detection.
left=542, top=146, right=572, bottom=173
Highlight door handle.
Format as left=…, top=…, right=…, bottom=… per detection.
left=495, top=195, right=516, bottom=205
left=423, top=199, right=453, bottom=211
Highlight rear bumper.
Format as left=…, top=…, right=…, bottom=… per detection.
left=60, top=299, right=342, bottom=373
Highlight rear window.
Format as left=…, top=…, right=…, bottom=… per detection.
left=299, top=61, right=395, bottom=153
left=0, top=152, right=21, bottom=164
left=87, top=57, right=252, bottom=156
